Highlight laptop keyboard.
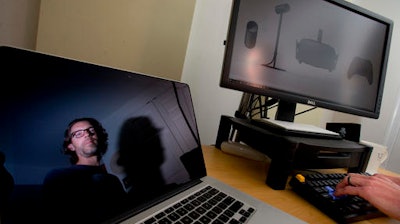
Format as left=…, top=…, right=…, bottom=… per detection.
left=140, top=185, right=256, bottom=224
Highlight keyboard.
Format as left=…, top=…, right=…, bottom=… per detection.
left=289, top=172, right=385, bottom=223
left=140, top=185, right=256, bottom=224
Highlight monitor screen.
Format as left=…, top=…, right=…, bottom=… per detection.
left=0, top=46, right=204, bottom=223
left=220, top=0, right=393, bottom=121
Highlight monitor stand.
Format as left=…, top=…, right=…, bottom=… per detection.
left=235, top=93, right=295, bottom=120
left=274, top=100, right=296, bottom=122
left=230, top=94, right=341, bottom=162
left=215, top=115, right=372, bottom=190
left=220, top=141, right=269, bottom=162
left=235, top=93, right=296, bottom=121
left=251, top=118, right=341, bottom=139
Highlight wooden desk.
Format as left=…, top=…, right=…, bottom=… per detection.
left=202, top=145, right=399, bottom=224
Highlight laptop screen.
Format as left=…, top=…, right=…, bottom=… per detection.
left=0, top=46, right=206, bottom=223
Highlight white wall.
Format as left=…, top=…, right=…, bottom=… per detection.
left=181, top=0, right=242, bottom=146
left=182, top=0, right=400, bottom=173
left=0, top=0, right=40, bottom=49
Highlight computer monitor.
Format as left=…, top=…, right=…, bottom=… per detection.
left=220, top=0, right=393, bottom=122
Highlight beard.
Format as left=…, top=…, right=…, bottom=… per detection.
left=81, top=139, right=99, bottom=157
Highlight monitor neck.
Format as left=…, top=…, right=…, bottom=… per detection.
left=236, top=93, right=296, bottom=122
left=275, top=100, right=296, bottom=122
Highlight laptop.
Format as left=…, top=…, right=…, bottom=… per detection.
left=0, top=46, right=306, bottom=224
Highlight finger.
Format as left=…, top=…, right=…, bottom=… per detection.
left=337, top=174, right=355, bottom=187
left=336, top=173, right=365, bottom=188
left=347, top=175, right=355, bottom=186
left=334, top=185, right=360, bottom=197
left=336, top=175, right=350, bottom=188
left=344, top=173, right=372, bottom=187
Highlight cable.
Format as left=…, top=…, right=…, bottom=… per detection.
left=295, top=106, right=317, bottom=116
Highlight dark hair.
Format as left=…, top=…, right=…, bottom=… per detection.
left=62, top=117, right=108, bottom=164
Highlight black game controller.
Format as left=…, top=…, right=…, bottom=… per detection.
left=347, top=57, right=373, bottom=85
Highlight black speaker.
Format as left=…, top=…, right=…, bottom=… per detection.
left=326, top=123, right=361, bottom=142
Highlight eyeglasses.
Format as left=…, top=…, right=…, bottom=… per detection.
left=70, top=127, right=96, bottom=139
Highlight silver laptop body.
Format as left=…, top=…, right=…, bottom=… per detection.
left=0, top=46, right=305, bottom=224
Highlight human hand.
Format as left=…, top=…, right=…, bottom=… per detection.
left=334, top=173, right=400, bottom=220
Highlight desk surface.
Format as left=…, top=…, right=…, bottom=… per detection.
left=202, top=145, right=399, bottom=224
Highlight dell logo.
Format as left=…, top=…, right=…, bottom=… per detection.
left=307, top=100, right=316, bottom=106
